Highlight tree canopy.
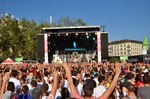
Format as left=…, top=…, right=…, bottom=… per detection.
left=52, top=16, right=87, bottom=27
left=0, top=14, right=87, bottom=61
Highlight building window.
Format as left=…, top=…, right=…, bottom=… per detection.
left=121, top=52, right=123, bottom=55
left=124, top=52, right=126, bottom=54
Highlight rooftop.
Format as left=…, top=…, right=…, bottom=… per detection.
left=109, top=39, right=142, bottom=44
left=41, top=26, right=100, bottom=34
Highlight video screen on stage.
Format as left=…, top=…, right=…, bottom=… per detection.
left=48, top=33, right=97, bottom=53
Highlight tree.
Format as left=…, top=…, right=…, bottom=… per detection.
left=19, top=18, right=39, bottom=59
left=0, top=14, right=23, bottom=59
left=0, top=14, right=88, bottom=60
left=52, top=16, right=87, bottom=27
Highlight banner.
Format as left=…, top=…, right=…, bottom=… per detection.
left=15, top=57, right=23, bottom=62
left=44, top=33, right=48, bottom=63
left=97, top=32, right=101, bottom=64
left=120, top=56, right=128, bottom=61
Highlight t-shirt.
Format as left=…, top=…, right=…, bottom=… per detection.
left=26, top=74, right=34, bottom=84
left=27, top=84, right=32, bottom=90
left=93, top=78, right=99, bottom=86
left=71, top=90, right=104, bottom=99
left=37, top=82, right=43, bottom=88
left=42, top=96, right=48, bottom=99
left=76, top=83, right=83, bottom=96
left=44, top=76, right=48, bottom=84
left=137, top=86, right=150, bottom=99
left=123, top=80, right=131, bottom=89
left=55, top=89, right=61, bottom=99
left=19, top=94, right=32, bottom=99
left=93, top=85, right=106, bottom=98
left=136, top=81, right=144, bottom=88
left=62, top=79, right=68, bottom=88
left=9, top=78, right=21, bottom=91
left=2, top=91, right=13, bottom=99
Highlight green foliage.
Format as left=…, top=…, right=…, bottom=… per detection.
left=0, top=14, right=23, bottom=59
left=0, top=14, right=87, bottom=60
left=52, top=16, right=87, bottom=27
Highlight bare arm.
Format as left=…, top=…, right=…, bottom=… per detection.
left=0, top=74, right=2, bottom=91
left=47, top=69, right=58, bottom=99
left=62, top=63, right=76, bottom=93
left=0, top=72, right=10, bottom=98
left=100, top=63, right=121, bottom=99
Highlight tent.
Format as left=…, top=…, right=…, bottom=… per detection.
left=1, top=58, right=14, bottom=64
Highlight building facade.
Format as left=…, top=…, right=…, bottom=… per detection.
left=109, top=39, right=142, bottom=57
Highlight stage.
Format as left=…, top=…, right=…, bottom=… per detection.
left=37, top=26, right=103, bottom=64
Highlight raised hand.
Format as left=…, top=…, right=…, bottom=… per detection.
left=3, top=72, right=10, bottom=82
left=53, top=69, right=58, bottom=78
left=115, top=62, right=121, bottom=75
left=62, top=62, right=68, bottom=68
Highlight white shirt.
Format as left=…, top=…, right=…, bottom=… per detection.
left=93, top=78, right=99, bottom=86
left=27, top=83, right=32, bottom=90
left=26, top=74, right=34, bottom=84
left=37, top=82, right=43, bottom=88
left=62, top=79, right=68, bottom=88
left=55, top=89, right=61, bottom=99
left=42, top=96, right=48, bottom=99
left=77, top=83, right=83, bottom=96
left=44, top=76, right=48, bottom=84
left=48, top=83, right=52, bottom=92
left=93, top=85, right=106, bottom=98
left=9, top=78, right=21, bottom=90
left=68, top=83, right=83, bottom=96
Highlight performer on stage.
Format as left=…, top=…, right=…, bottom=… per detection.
left=73, top=42, right=76, bottom=48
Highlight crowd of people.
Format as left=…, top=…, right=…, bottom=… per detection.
left=0, top=61, right=150, bottom=99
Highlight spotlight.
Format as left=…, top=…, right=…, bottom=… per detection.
left=76, top=33, right=78, bottom=36
left=66, top=33, right=68, bottom=36
left=48, top=34, right=50, bottom=36
left=86, top=32, right=88, bottom=35
left=95, top=32, right=98, bottom=35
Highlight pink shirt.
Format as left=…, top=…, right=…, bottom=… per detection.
left=71, top=90, right=104, bottom=99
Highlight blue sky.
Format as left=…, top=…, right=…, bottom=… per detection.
left=0, top=0, right=150, bottom=42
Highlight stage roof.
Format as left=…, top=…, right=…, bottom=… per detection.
left=41, top=26, right=100, bottom=34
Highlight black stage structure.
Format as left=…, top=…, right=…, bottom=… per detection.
left=37, top=26, right=108, bottom=63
